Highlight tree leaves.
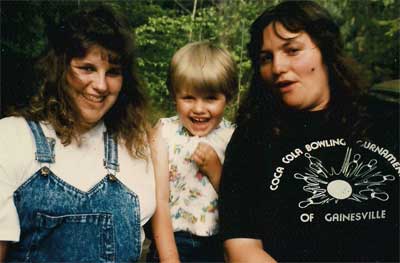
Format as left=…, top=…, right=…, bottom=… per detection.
left=1, top=0, right=399, bottom=119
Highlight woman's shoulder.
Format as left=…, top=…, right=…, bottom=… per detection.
left=363, top=98, right=399, bottom=145
left=0, top=116, right=31, bottom=137
left=0, top=115, right=27, bottom=125
left=227, top=119, right=271, bottom=151
left=0, top=116, right=58, bottom=141
left=0, top=116, right=37, bottom=185
left=0, top=116, right=38, bottom=153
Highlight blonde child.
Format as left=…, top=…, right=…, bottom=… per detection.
left=148, top=41, right=238, bottom=262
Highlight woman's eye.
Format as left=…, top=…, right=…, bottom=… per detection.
left=78, top=66, right=95, bottom=72
left=206, top=96, right=217, bottom=101
left=259, top=54, right=273, bottom=65
left=286, top=48, right=300, bottom=56
left=107, top=68, right=122, bottom=76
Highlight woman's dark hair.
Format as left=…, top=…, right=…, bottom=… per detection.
left=13, top=5, right=149, bottom=158
left=237, top=0, right=368, bottom=139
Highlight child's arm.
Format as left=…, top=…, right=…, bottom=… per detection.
left=149, top=122, right=180, bottom=263
left=191, top=142, right=222, bottom=191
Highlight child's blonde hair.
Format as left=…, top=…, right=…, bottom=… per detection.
left=167, top=41, right=238, bottom=102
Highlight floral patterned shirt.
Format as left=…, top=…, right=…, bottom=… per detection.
left=159, top=116, right=235, bottom=236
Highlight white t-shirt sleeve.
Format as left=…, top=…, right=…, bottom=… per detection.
left=0, top=117, right=35, bottom=241
left=0, top=165, right=20, bottom=241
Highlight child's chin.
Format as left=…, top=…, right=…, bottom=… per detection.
left=189, top=128, right=210, bottom=137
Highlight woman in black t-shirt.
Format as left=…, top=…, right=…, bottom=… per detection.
left=219, top=1, right=399, bottom=262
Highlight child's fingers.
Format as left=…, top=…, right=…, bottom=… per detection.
left=197, top=142, right=211, bottom=152
left=193, top=142, right=206, bottom=157
left=195, top=142, right=215, bottom=158
left=191, top=151, right=205, bottom=166
left=192, top=142, right=217, bottom=165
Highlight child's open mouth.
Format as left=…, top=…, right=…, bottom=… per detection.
left=190, top=117, right=210, bottom=123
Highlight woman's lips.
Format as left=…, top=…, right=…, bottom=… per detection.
left=275, top=81, right=296, bottom=93
left=82, top=93, right=105, bottom=103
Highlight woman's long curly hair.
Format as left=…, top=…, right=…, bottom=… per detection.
left=237, top=1, right=369, bottom=139
left=12, top=5, right=149, bottom=158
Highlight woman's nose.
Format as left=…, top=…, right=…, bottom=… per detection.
left=272, top=53, right=289, bottom=75
left=93, top=73, right=107, bottom=92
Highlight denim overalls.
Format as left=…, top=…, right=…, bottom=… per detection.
left=6, top=121, right=141, bottom=262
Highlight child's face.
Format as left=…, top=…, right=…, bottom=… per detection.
left=175, top=89, right=227, bottom=137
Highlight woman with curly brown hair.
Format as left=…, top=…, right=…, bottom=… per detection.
left=219, top=1, right=398, bottom=262
left=0, top=5, right=155, bottom=262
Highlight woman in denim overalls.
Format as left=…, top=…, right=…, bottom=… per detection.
left=0, top=5, right=155, bottom=262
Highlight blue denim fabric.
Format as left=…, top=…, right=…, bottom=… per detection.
left=146, top=231, right=224, bottom=263
left=6, top=121, right=141, bottom=262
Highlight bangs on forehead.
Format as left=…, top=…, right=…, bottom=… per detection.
left=272, top=20, right=303, bottom=40
left=169, top=41, right=237, bottom=102
left=68, top=43, right=123, bottom=66
left=176, top=77, right=222, bottom=96
left=98, top=47, right=123, bottom=65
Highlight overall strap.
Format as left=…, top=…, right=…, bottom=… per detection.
left=103, top=131, right=119, bottom=175
left=26, top=120, right=55, bottom=163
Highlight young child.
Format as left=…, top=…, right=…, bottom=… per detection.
left=147, top=41, right=238, bottom=262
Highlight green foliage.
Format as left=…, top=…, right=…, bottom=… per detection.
left=317, top=0, right=399, bottom=83
left=136, top=0, right=399, bottom=121
left=136, top=14, right=193, bottom=119
left=136, top=1, right=280, bottom=121
left=2, top=0, right=399, bottom=120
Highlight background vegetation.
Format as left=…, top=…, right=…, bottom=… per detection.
left=1, top=0, right=399, bottom=121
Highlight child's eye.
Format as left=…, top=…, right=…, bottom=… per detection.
left=182, top=96, right=194, bottom=100
left=259, top=53, right=273, bottom=65
left=206, top=96, right=217, bottom=101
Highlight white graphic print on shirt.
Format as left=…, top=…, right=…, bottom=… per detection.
left=294, top=148, right=396, bottom=208
left=269, top=137, right=398, bottom=224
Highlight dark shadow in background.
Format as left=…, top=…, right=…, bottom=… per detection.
left=0, top=1, right=83, bottom=118
left=2, top=1, right=44, bottom=117
left=1, top=49, right=36, bottom=117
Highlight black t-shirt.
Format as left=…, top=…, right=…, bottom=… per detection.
left=219, top=107, right=399, bottom=262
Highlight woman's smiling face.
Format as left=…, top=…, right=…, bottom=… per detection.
left=259, top=22, right=331, bottom=111
left=66, top=45, right=123, bottom=132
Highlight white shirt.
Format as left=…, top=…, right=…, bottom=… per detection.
left=0, top=116, right=156, bottom=243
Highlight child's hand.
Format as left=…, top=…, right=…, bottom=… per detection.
left=191, top=142, right=222, bottom=191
